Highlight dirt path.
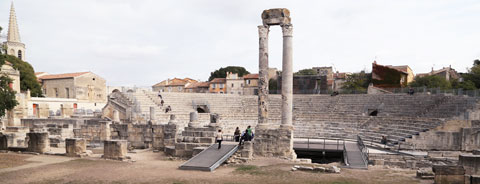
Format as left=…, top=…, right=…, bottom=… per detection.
left=0, top=151, right=432, bottom=184
left=0, top=153, right=74, bottom=173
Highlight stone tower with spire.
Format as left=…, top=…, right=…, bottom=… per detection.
left=4, top=2, right=26, bottom=60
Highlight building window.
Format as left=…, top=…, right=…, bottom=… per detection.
left=66, top=88, right=70, bottom=98
left=219, top=84, right=224, bottom=89
left=212, top=84, right=216, bottom=89
left=54, top=88, right=59, bottom=97
left=246, top=80, right=251, bottom=85
left=17, top=50, right=22, bottom=60
left=178, top=86, right=182, bottom=91
left=43, top=88, right=47, bottom=95
left=231, top=83, right=234, bottom=87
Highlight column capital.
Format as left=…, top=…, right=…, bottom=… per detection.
left=281, top=24, right=293, bottom=37
left=258, top=25, right=269, bottom=38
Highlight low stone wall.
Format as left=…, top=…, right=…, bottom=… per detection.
left=459, top=155, right=480, bottom=175
left=21, top=118, right=85, bottom=129
left=103, top=140, right=127, bottom=160
left=432, top=165, right=465, bottom=184
left=66, top=138, right=86, bottom=157
left=74, top=120, right=111, bottom=144
left=27, top=132, right=50, bottom=153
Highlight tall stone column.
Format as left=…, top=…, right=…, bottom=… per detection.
left=258, top=25, right=270, bottom=127
left=281, top=24, right=293, bottom=128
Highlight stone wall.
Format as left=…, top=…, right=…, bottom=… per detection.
left=459, top=155, right=480, bottom=176
left=74, top=120, right=111, bottom=144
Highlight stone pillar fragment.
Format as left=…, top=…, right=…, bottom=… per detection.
left=65, top=138, right=86, bottom=157
left=103, top=140, right=127, bottom=160
left=27, top=132, right=50, bottom=153
left=258, top=25, right=270, bottom=127
left=281, top=24, right=293, bottom=128
left=188, top=112, right=201, bottom=128
left=149, top=107, right=155, bottom=121
left=113, top=110, right=120, bottom=122
left=0, top=134, right=7, bottom=150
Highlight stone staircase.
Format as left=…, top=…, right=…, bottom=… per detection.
left=122, top=91, right=478, bottom=145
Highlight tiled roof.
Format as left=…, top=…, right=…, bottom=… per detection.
left=243, top=74, right=259, bottom=79
left=38, top=72, right=89, bottom=80
left=185, top=82, right=210, bottom=89
left=386, top=65, right=410, bottom=73
left=153, top=78, right=198, bottom=87
left=210, top=78, right=226, bottom=83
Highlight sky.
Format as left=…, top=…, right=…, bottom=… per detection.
left=0, top=0, right=479, bottom=86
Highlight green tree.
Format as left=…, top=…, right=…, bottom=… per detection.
left=294, top=68, right=317, bottom=76
left=450, top=79, right=476, bottom=90
left=463, top=60, right=480, bottom=89
left=409, top=75, right=451, bottom=89
left=0, top=75, right=19, bottom=117
left=0, top=54, right=43, bottom=97
left=208, top=66, right=250, bottom=81
left=341, top=71, right=371, bottom=92
left=269, top=78, right=278, bottom=91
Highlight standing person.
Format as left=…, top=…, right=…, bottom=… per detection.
left=165, top=105, right=171, bottom=113
left=160, top=99, right=164, bottom=106
left=381, top=136, right=387, bottom=147
left=216, top=129, right=223, bottom=149
left=234, top=127, right=241, bottom=142
left=246, top=126, right=253, bottom=141
left=158, top=91, right=162, bottom=99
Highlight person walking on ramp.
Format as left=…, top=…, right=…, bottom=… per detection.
left=216, top=129, right=223, bottom=149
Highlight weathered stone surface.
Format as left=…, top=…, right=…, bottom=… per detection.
left=66, top=138, right=86, bottom=157
left=0, top=133, right=7, bottom=150
left=417, top=168, right=434, bottom=179
left=27, top=132, right=49, bottom=153
left=253, top=127, right=295, bottom=158
left=433, top=165, right=465, bottom=184
left=261, top=8, right=291, bottom=26
left=459, top=154, right=480, bottom=175
left=103, top=140, right=127, bottom=160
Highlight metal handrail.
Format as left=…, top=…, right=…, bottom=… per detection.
left=294, top=137, right=345, bottom=151
left=357, top=135, right=369, bottom=166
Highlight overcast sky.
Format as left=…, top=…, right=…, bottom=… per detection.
left=1, top=0, right=479, bottom=86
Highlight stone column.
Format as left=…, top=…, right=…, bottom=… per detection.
left=258, top=25, right=270, bottom=128
left=113, top=110, right=120, bottom=122
left=149, top=107, right=155, bottom=121
left=188, top=112, right=200, bottom=128
left=281, top=24, right=293, bottom=128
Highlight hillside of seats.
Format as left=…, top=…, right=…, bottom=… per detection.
left=129, top=91, right=478, bottom=145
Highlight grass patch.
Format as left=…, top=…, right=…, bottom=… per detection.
left=234, top=165, right=267, bottom=175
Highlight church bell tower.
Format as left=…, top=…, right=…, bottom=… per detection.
left=4, top=2, right=26, bottom=60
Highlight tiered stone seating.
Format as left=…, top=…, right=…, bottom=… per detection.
left=127, top=91, right=478, bottom=145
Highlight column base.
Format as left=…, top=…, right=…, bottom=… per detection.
left=253, top=127, right=295, bottom=159
left=280, top=124, right=294, bottom=130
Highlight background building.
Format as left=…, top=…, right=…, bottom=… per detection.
left=37, top=72, right=107, bottom=103
left=152, top=78, right=197, bottom=92
left=243, top=74, right=259, bottom=95
left=226, top=72, right=243, bottom=95
left=209, top=78, right=226, bottom=94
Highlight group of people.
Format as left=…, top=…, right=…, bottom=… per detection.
left=234, top=126, right=254, bottom=145
left=214, top=126, right=255, bottom=150
left=158, top=92, right=171, bottom=113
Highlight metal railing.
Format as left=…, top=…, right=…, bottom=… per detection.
left=357, top=135, right=369, bottom=166
left=294, top=137, right=345, bottom=151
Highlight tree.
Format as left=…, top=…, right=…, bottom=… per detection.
left=409, top=75, right=451, bottom=89
left=208, top=66, right=250, bottom=81
left=0, top=75, right=19, bottom=118
left=341, top=71, right=371, bottom=93
left=269, top=78, right=278, bottom=92
left=0, top=54, right=43, bottom=97
left=451, top=79, right=476, bottom=90
left=463, top=59, right=480, bottom=89
left=294, top=68, right=317, bottom=76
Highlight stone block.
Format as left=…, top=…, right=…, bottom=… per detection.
left=433, top=165, right=465, bottom=184
left=27, top=132, right=50, bottom=153
left=372, top=159, right=385, bottom=166
left=459, top=155, right=480, bottom=175
left=103, top=140, right=127, bottom=160
left=261, top=8, right=291, bottom=26
left=0, top=134, right=7, bottom=150
left=66, top=138, right=86, bottom=157
left=175, top=143, right=187, bottom=150
left=416, top=168, right=434, bottom=179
